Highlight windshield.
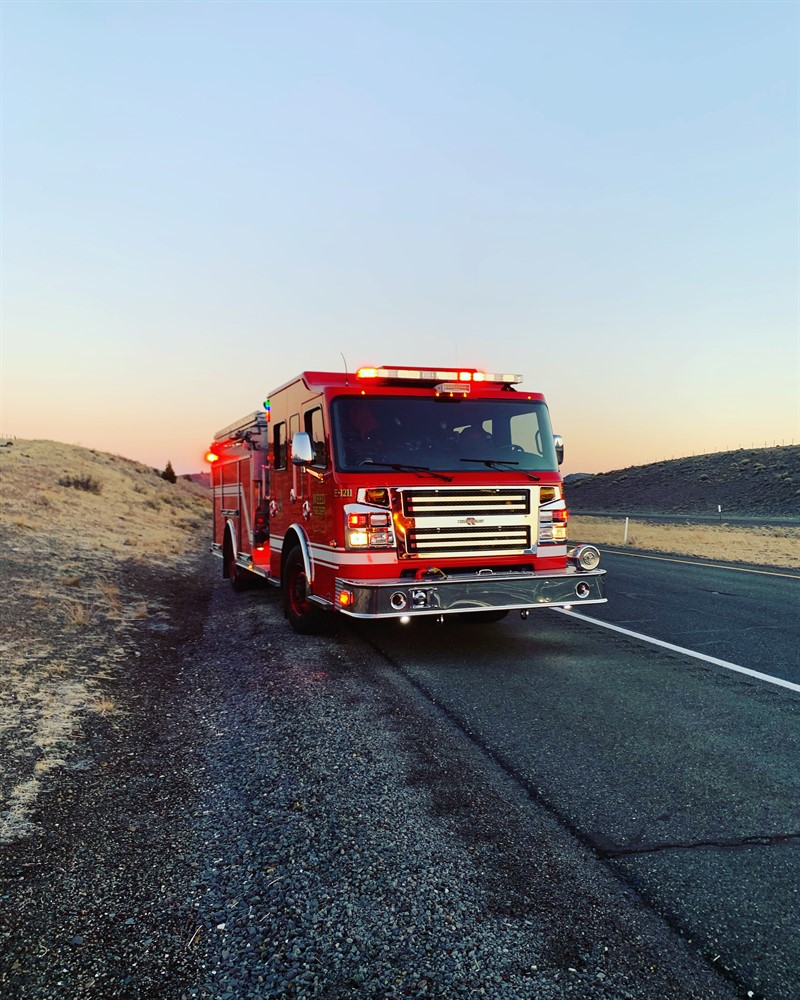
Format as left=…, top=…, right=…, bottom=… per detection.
left=331, top=395, right=558, bottom=473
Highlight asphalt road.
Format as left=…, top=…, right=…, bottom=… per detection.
left=580, top=550, right=800, bottom=684
left=356, top=554, right=800, bottom=1000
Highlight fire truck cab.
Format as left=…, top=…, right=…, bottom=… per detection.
left=208, top=366, right=605, bottom=633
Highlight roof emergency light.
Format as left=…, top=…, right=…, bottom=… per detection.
left=435, top=382, right=470, bottom=397
left=356, top=366, right=523, bottom=386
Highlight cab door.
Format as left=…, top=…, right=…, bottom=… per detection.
left=268, top=416, right=292, bottom=579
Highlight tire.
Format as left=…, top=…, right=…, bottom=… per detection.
left=225, top=537, right=248, bottom=592
left=283, top=546, right=330, bottom=634
left=458, top=609, right=509, bottom=624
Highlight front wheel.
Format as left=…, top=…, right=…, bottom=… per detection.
left=283, top=546, right=330, bottom=634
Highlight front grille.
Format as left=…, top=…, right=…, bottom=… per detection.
left=408, top=524, right=530, bottom=554
left=402, top=488, right=530, bottom=517
left=399, top=487, right=534, bottom=557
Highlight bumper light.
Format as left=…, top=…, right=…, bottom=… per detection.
left=575, top=582, right=591, bottom=599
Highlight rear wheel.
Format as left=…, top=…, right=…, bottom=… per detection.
left=283, top=546, right=330, bottom=634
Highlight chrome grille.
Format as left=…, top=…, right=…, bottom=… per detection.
left=399, top=488, right=534, bottom=557
left=402, top=488, right=530, bottom=517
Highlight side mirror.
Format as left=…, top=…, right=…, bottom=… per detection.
left=553, top=434, right=564, bottom=466
left=291, top=432, right=314, bottom=466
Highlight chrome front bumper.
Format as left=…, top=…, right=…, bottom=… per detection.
left=333, top=567, right=606, bottom=619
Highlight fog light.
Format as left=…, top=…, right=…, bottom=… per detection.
left=400, top=616, right=411, bottom=625
left=575, top=582, right=591, bottom=599
left=570, top=544, right=601, bottom=571
left=390, top=591, right=408, bottom=610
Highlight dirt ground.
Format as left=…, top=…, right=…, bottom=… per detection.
left=1, top=438, right=796, bottom=998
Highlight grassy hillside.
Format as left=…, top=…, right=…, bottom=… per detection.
left=1, top=439, right=210, bottom=558
left=0, top=439, right=210, bottom=842
left=566, top=445, right=800, bottom=517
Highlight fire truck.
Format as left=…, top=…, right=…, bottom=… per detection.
left=207, top=365, right=605, bottom=633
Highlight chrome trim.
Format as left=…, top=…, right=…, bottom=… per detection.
left=334, top=567, right=606, bottom=618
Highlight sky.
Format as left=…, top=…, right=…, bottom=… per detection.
left=1, top=0, right=798, bottom=476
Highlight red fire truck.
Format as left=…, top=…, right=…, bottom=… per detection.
left=207, top=365, right=605, bottom=633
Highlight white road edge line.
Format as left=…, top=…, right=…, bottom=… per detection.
left=555, top=608, right=800, bottom=694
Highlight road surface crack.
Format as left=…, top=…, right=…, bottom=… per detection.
left=601, top=831, right=800, bottom=859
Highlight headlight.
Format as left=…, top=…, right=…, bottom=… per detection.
left=344, top=506, right=396, bottom=550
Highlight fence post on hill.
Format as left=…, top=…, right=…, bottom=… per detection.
left=623, top=517, right=629, bottom=544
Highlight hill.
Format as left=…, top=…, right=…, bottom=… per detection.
left=182, top=471, right=211, bottom=489
left=0, top=439, right=210, bottom=842
left=566, top=445, right=800, bottom=518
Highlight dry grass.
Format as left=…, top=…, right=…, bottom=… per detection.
left=571, top=516, right=800, bottom=570
left=0, top=439, right=210, bottom=844
left=0, top=439, right=208, bottom=566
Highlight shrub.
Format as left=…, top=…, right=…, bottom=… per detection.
left=161, top=460, right=177, bottom=484
left=58, top=474, right=102, bottom=494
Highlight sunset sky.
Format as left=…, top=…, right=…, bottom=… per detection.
left=2, top=0, right=798, bottom=476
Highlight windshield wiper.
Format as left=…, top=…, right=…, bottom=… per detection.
left=358, top=460, right=453, bottom=482
left=460, top=458, right=540, bottom=481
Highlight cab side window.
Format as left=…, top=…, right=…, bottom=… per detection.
left=273, top=422, right=286, bottom=470
left=305, top=407, right=327, bottom=468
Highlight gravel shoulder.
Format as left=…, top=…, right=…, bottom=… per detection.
left=2, top=548, right=738, bottom=998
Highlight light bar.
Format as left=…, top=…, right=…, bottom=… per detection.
left=356, top=366, right=522, bottom=385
